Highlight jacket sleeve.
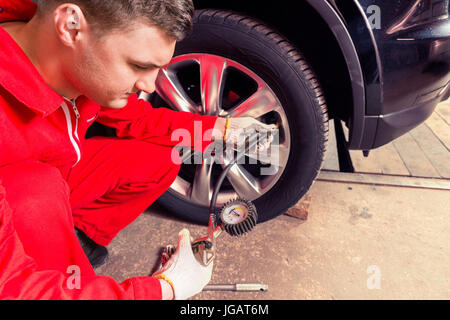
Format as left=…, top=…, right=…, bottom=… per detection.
left=0, top=179, right=162, bottom=300
left=96, top=94, right=219, bottom=153
left=0, top=0, right=37, bottom=23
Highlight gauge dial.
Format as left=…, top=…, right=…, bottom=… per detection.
left=221, top=204, right=249, bottom=225
left=219, top=198, right=258, bottom=236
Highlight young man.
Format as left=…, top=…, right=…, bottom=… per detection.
left=0, top=0, right=273, bottom=300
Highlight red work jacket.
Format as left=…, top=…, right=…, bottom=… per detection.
left=0, top=0, right=217, bottom=299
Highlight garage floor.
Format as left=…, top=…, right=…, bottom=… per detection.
left=96, top=100, right=450, bottom=300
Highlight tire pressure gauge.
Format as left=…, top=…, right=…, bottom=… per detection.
left=219, top=198, right=258, bottom=237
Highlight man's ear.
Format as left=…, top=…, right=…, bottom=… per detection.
left=53, top=4, right=86, bottom=47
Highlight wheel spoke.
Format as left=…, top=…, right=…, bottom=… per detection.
left=223, top=161, right=262, bottom=199
left=276, top=143, right=290, bottom=168
left=199, top=55, right=227, bottom=115
left=227, top=84, right=279, bottom=118
left=190, top=159, right=214, bottom=204
left=156, top=68, right=198, bottom=113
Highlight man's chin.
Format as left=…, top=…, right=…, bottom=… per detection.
left=102, top=97, right=129, bottom=109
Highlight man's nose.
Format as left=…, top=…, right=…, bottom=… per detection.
left=135, top=70, right=159, bottom=94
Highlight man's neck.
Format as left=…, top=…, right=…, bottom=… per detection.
left=1, top=18, right=80, bottom=100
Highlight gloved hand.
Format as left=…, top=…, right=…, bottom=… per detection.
left=153, top=229, right=213, bottom=300
left=224, top=117, right=277, bottom=152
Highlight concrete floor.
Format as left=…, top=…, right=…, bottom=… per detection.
left=96, top=179, right=450, bottom=300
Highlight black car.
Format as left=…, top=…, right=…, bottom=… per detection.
left=136, top=0, right=450, bottom=224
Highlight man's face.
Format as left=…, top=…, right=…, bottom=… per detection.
left=65, top=22, right=176, bottom=109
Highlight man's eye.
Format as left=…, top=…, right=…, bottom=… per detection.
left=133, top=64, right=148, bottom=71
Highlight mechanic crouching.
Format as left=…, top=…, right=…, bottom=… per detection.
left=0, top=0, right=273, bottom=300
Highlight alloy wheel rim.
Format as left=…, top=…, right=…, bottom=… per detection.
left=139, top=53, right=291, bottom=206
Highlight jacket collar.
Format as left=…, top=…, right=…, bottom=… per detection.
left=0, top=26, right=63, bottom=117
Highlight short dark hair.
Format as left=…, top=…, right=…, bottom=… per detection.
left=36, top=0, right=194, bottom=41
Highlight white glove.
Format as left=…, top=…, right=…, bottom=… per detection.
left=153, top=229, right=213, bottom=300
left=225, top=117, right=277, bottom=152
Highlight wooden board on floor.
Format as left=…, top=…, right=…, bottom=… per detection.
left=410, top=123, right=450, bottom=179
left=393, top=132, right=441, bottom=178
left=322, top=120, right=339, bottom=171
left=350, top=142, right=410, bottom=175
left=435, top=99, right=450, bottom=125
left=426, top=104, right=450, bottom=151
left=319, top=99, right=449, bottom=179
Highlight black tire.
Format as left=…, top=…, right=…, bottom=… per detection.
left=157, top=9, right=328, bottom=225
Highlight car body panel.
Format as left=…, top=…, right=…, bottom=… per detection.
left=335, top=0, right=450, bottom=148
left=193, top=0, right=450, bottom=150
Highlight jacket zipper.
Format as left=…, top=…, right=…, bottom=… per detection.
left=61, top=97, right=81, bottom=166
left=64, top=96, right=81, bottom=119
